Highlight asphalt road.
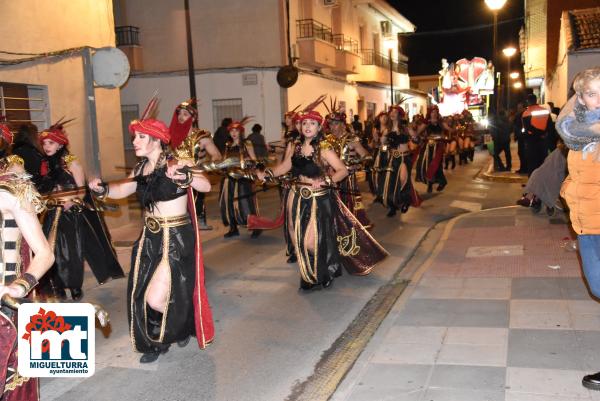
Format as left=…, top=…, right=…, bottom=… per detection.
left=40, top=150, right=523, bottom=401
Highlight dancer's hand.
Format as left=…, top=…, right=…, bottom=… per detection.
left=88, top=178, right=105, bottom=193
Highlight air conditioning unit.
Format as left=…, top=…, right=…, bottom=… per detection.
left=380, top=20, right=392, bottom=36
left=323, top=0, right=338, bottom=7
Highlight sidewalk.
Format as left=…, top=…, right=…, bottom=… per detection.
left=332, top=206, right=600, bottom=401
left=480, top=143, right=528, bottom=184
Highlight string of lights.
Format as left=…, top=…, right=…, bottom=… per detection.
left=0, top=47, right=87, bottom=66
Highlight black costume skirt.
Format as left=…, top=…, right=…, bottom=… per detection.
left=219, top=177, right=258, bottom=227
left=42, top=205, right=124, bottom=290
left=373, top=149, right=390, bottom=198
left=381, top=151, right=414, bottom=212
left=339, top=174, right=372, bottom=228
left=287, top=187, right=342, bottom=286
left=282, top=186, right=294, bottom=257
left=416, top=141, right=447, bottom=186
left=128, top=221, right=196, bottom=353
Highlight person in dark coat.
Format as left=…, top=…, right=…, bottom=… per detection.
left=247, top=123, right=269, bottom=160
left=513, top=102, right=527, bottom=174
left=213, top=118, right=232, bottom=154
left=11, top=123, right=45, bottom=188
left=522, top=94, right=552, bottom=176
left=491, top=110, right=512, bottom=171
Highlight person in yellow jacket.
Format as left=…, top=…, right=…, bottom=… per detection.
left=557, top=67, right=600, bottom=391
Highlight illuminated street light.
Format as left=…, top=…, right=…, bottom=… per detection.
left=514, top=82, right=523, bottom=89
left=510, top=72, right=520, bottom=79
left=485, top=0, right=507, bottom=111
left=485, top=0, right=507, bottom=10
left=502, top=47, right=517, bottom=57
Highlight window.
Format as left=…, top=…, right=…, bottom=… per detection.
left=120, top=105, right=139, bottom=150
left=366, top=102, right=376, bottom=120
left=212, top=98, right=243, bottom=132
left=0, top=82, right=49, bottom=131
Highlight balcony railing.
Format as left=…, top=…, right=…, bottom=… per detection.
left=296, top=19, right=333, bottom=43
left=332, top=34, right=359, bottom=54
left=360, top=49, right=408, bottom=73
left=115, top=26, right=140, bottom=46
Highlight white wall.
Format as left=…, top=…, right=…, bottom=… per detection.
left=120, top=69, right=283, bottom=142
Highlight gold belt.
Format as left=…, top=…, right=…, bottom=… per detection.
left=293, top=185, right=329, bottom=200
left=392, top=150, right=411, bottom=157
left=144, top=214, right=190, bottom=234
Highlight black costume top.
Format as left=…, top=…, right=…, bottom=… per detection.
left=291, top=139, right=327, bottom=179
left=134, top=159, right=187, bottom=211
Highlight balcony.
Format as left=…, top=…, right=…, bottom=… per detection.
left=295, top=19, right=336, bottom=69
left=331, top=34, right=362, bottom=75
left=115, top=26, right=143, bottom=72
left=348, top=49, right=409, bottom=85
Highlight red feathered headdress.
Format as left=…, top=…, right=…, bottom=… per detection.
left=227, top=116, right=253, bottom=134
left=129, top=91, right=171, bottom=144
left=39, top=116, right=75, bottom=146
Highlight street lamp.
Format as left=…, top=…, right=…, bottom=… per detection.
left=502, top=46, right=517, bottom=111
left=384, top=38, right=396, bottom=105
left=513, top=81, right=523, bottom=89
left=510, top=71, right=520, bottom=79
left=485, top=0, right=507, bottom=112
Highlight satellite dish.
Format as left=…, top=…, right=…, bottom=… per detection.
left=277, top=65, right=299, bottom=88
left=92, top=47, right=131, bottom=88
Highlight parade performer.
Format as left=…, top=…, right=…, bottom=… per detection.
left=379, top=105, right=419, bottom=217
left=0, top=167, right=54, bottom=401
left=37, top=119, right=124, bottom=300
left=370, top=111, right=391, bottom=201
left=219, top=116, right=262, bottom=238
left=89, top=105, right=214, bottom=363
left=324, top=99, right=372, bottom=227
left=414, top=106, right=450, bottom=193
left=444, top=115, right=459, bottom=169
left=169, top=99, right=222, bottom=231
left=256, top=109, right=388, bottom=291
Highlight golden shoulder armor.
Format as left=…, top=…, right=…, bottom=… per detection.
left=0, top=172, right=45, bottom=213
left=63, top=154, right=78, bottom=165
left=319, top=138, right=334, bottom=152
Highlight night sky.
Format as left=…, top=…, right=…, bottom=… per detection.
left=392, top=0, right=525, bottom=76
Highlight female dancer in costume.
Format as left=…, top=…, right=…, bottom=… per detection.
left=370, top=111, right=391, bottom=202
left=444, top=115, right=459, bottom=170
left=219, top=117, right=262, bottom=238
left=414, top=106, right=451, bottom=193
left=257, top=110, right=387, bottom=291
left=379, top=105, right=418, bottom=217
left=89, top=116, right=214, bottom=363
left=38, top=120, right=124, bottom=300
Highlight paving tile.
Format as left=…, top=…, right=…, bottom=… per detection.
left=411, top=286, right=463, bottom=299
left=418, top=276, right=464, bottom=288
left=429, top=365, right=506, bottom=391
left=461, top=287, right=511, bottom=300
left=450, top=200, right=483, bottom=212
left=371, top=343, right=440, bottom=365
left=506, top=367, right=591, bottom=398
left=383, top=326, right=446, bottom=345
left=355, top=363, right=431, bottom=391
left=437, top=343, right=507, bottom=366
left=507, top=329, right=583, bottom=370
left=511, top=300, right=569, bottom=314
left=395, top=299, right=509, bottom=328
left=571, top=314, right=600, bottom=331
left=464, top=278, right=512, bottom=289
left=458, top=191, right=489, bottom=199
left=466, top=245, right=524, bottom=258
left=561, top=278, right=593, bottom=300
left=505, top=393, right=592, bottom=401
left=512, top=278, right=563, bottom=299
left=346, top=387, right=424, bottom=401
left=575, top=331, right=600, bottom=370
left=444, top=327, right=508, bottom=346
left=510, top=311, right=572, bottom=330
left=568, top=300, right=600, bottom=315
left=423, top=388, right=504, bottom=401
left=455, top=216, right=512, bottom=229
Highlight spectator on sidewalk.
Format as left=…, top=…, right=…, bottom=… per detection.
left=214, top=117, right=232, bottom=154
left=247, top=123, right=270, bottom=160
left=522, top=94, right=552, bottom=176
left=491, top=110, right=512, bottom=171
left=351, top=114, right=363, bottom=136
left=516, top=140, right=568, bottom=215
left=513, top=102, right=527, bottom=174
left=555, top=67, right=600, bottom=391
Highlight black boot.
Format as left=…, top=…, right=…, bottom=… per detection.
left=70, top=288, right=83, bottom=301
left=450, top=154, right=456, bottom=169
left=224, top=226, right=239, bottom=238
left=299, top=279, right=315, bottom=291
left=140, top=308, right=170, bottom=363
left=387, top=207, right=397, bottom=217
left=444, top=156, right=450, bottom=170
left=583, top=372, right=600, bottom=391
left=458, top=151, right=464, bottom=165
left=287, top=254, right=297, bottom=264
left=198, top=213, right=213, bottom=231
left=469, top=148, right=474, bottom=161
left=427, top=182, right=433, bottom=193
left=250, top=229, right=262, bottom=238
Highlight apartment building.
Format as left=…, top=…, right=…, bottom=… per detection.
left=115, top=0, right=419, bottom=149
